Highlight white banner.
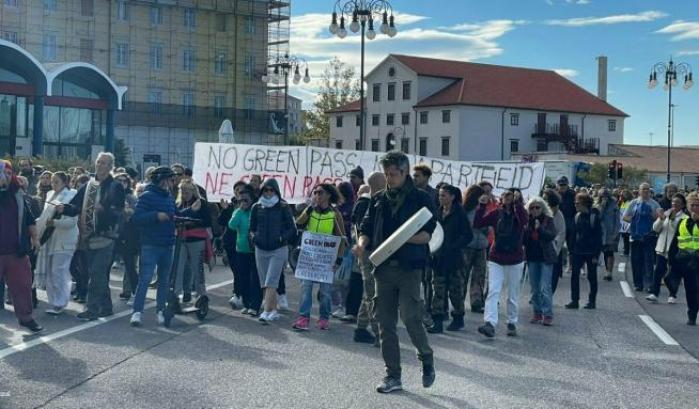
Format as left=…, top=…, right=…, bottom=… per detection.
left=193, top=142, right=545, bottom=203
left=294, top=232, right=342, bottom=284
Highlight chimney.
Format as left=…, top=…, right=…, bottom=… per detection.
left=597, top=56, right=608, bottom=101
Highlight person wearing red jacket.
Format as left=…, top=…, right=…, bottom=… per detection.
left=474, top=189, right=528, bottom=338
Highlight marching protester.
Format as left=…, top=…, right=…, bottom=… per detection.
left=461, top=184, right=489, bottom=313
left=428, top=184, right=472, bottom=333
left=0, top=160, right=43, bottom=332
left=294, top=183, right=346, bottom=331
left=412, top=164, right=438, bottom=208
left=557, top=177, right=576, bottom=272
left=355, top=151, right=436, bottom=394
left=221, top=181, right=246, bottom=309
left=474, top=189, right=527, bottom=338
left=623, top=183, right=661, bottom=292
left=249, top=179, right=297, bottom=323
left=543, top=189, right=566, bottom=295
left=566, top=192, right=602, bottom=310
left=36, top=171, right=53, bottom=207
left=648, top=193, right=687, bottom=304
left=618, top=189, right=633, bottom=256
left=115, top=173, right=140, bottom=301
left=35, top=171, right=78, bottom=315
left=57, top=153, right=125, bottom=321
left=331, top=181, right=355, bottom=320
left=349, top=166, right=364, bottom=194
left=669, top=192, right=699, bottom=326
left=227, top=185, right=262, bottom=315
left=523, top=196, right=557, bottom=326
left=17, top=158, right=38, bottom=196
left=596, top=188, right=620, bottom=281
left=353, top=172, right=386, bottom=345
left=659, top=183, right=679, bottom=211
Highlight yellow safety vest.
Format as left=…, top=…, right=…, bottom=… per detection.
left=677, top=218, right=699, bottom=251
left=307, top=209, right=335, bottom=235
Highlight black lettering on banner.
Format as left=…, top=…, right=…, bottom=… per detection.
left=264, top=149, right=277, bottom=173
left=309, top=149, right=322, bottom=174
left=208, top=145, right=238, bottom=170
left=480, top=166, right=497, bottom=185
left=333, top=152, right=349, bottom=177
left=516, top=165, right=534, bottom=189
left=495, top=166, right=513, bottom=189
left=458, top=164, right=472, bottom=187
left=242, top=148, right=256, bottom=171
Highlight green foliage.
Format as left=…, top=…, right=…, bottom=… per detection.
left=578, top=162, right=648, bottom=187
left=114, top=139, right=131, bottom=167
left=300, top=57, right=360, bottom=142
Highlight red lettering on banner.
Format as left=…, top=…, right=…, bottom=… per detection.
left=283, top=176, right=297, bottom=198
left=218, top=172, right=232, bottom=196
left=205, top=172, right=218, bottom=195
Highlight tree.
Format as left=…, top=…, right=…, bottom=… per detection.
left=114, top=138, right=131, bottom=167
left=300, top=57, right=360, bottom=142
left=577, top=162, right=648, bottom=187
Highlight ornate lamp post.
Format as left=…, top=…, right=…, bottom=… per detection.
left=329, top=0, right=397, bottom=151
left=262, top=54, right=311, bottom=144
left=648, top=58, right=693, bottom=182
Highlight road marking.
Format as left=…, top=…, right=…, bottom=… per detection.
left=0, top=279, right=233, bottom=360
left=619, top=281, right=634, bottom=298
left=617, top=262, right=626, bottom=273
left=639, top=315, right=679, bottom=346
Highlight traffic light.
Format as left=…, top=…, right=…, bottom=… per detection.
left=608, top=160, right=617, bottom=179
left=617, top=162, right=623, bottom=180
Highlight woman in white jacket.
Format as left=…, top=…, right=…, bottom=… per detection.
left=35, top=172, right=78, bottom=315
left=646, top=193, right=687, bottom=304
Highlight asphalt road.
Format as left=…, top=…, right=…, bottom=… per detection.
left=1, top=255, right=698, bottom=409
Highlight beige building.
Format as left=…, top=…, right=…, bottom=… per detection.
left=0, top=0, right=286, bottom=168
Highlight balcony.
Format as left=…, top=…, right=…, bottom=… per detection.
left=532, top=123, right=599, bottom=155
left=531, top=123, right=579, bottom=142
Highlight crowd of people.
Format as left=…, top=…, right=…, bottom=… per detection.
left=1, top=152, right=698, bottom=394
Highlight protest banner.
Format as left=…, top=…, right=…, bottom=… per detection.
left=193, top=142, right=545, bottom=202
left=294, top=231, right=342, bottom=284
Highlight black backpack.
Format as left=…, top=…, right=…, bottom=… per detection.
left=494, top=211, right=519, bottom=253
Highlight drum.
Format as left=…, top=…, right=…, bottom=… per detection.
left=369, top=207, right=433, bottom=267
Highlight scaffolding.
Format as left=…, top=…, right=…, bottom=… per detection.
left=266, top=0, right=290, bottom=144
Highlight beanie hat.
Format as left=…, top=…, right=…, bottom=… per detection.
left=350, top=166, right=364, bottom=180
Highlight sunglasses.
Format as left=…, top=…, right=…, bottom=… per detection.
left=530, top=206, right=541, bottom=210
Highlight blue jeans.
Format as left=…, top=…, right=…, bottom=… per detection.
left=133, top=245, right=173, bottom=313
left=528, top=261, right=553, bottom=317
left=298, top=280, right=331, bottom=320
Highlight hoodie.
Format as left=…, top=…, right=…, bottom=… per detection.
left=131, top=183, right=177, bottom=246
left=249, top=179, right=297, bottom=251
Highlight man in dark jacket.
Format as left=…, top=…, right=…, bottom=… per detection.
left=58, top=152, right=125, bottom=321
left=355, top=151, right=436, bottom=394
left=0, top=160, right=43, bottom=332
left=566, top=192, right=603, bottom=310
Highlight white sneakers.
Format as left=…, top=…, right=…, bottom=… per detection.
left=228, top=295, right=243, bottom=309
left=258, top=310, right=280, bottom=324
left=130, top=312, right=142, bottom=326
left=645, top=294, right=659, bottom=303
left=46, top=306, right=64, bottom=315
left=331, top=306, right=346, bottom=319
left=278, top=294, right=289, bottom=311
left=157, top=311, right=165, bottom=325
left=668, top=296, right=677, bottom=304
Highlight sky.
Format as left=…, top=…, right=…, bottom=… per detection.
left=286, top=0, right=699, bottom=147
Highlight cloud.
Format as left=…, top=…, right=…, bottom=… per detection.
left=546, top=10, right=667, bottom=27
left=656, top=21, right=699, bottom=41
left=288, top=14, right=523, bottom=107
left=613, top=67, right=634, bottom=73
left=677, top=50, right=699, bottom=56
left=546, top=0, right=590, bottom=5
left=553, top=69, right=579, bottom=78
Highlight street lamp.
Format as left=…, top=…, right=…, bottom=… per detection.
left=648, top=58, right=693, bottom=182
left=262, top=54, right=311, bottom=145
left=329, top=0, right=397, bottom=151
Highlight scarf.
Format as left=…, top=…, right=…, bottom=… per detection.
left=384, top=176, right=415, bottom=217
left=259, top=194, right=279, bottom=208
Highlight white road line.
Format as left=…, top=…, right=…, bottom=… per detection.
left=639, top=315, right=679, bottom=346
left=0, top=279, right=234, bottom=360
left=619, top=281, right=634, bottom=298
left=617, top=262, right=626, bottom=273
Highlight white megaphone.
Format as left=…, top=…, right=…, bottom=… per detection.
left=218, top=119, right=235, bottom=144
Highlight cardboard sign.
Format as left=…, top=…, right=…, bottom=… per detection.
left=294, top=231, right=342, bottom=284
left=193, top=142, right=545, bottom=203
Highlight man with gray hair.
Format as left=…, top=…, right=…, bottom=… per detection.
left=623, top=182, right=661, bottom=292
left=58, top=152, right=126, bottom=321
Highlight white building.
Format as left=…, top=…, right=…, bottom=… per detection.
left=269, top=91, right=304, bottom=138
left=329, top=54, right=627, bottom=161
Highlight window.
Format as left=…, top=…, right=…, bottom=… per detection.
left=420, top=111, right=428, bottom=124
left=401, top=112, right=410, bottom=125
left=441, top=137, right=450, bottom=156
left=117, top=1, right=129, bottom=21
left=336, top=116, right=343, bottom=128
left=245, top=15, right=255, bottom=34
left=1, top=31, right=18, bottom=44
left=214, top=95, right=225, bottom=118
left=355, top=140, right=361, bottom=150
left=81, top=0, right=93, bottom=16
left=510, top=113, right=519, bottom=126
left=245, top=96, right=255, bottom=120
left=372, top=84, right=381, bottom=102
left=148, top=90, right=162, bottom=113
left=401, top=138, right=409, bottom=153
left=184, top=8, right=196, bottom=29
left=402, top=81, right=411, bottom=100
left=215, top=14, right=226, bottom=32
left=3, top=0, right=18, bottom=7
left=355, top=115, right=361, bottom=127
left=608, top=119, right=617, bottom=132
left=335, top=140, right=343, bottom=149
left=419, top=138, right=428, bottom=156
left=182, top=92, right=194, bottom=116
left=371, top=139, right=379, bottom=152
left=387, top=83, right=395, bottom=101
left=371, top=114, right=380, bottom=126
left=386, top=114, right=394, bottom=126
left=43, top=0, right=57, bottom=14
left=79, top=39, right=93, bottom=62
left=214, top=51, right=226, bottom=75
left=442, top=110, right=451, bottom=123
left=42, top=33, right=57, bottom=61
left=149, top=6, right=162, bottom=25
left=536, top=139, right=548, bottom=152
left=150, top=45, right=163, bottom=70
left=510, top=139, right=519, bottom=153
left=182, top=48, right=195, bottom=72
left=244, top=54, right=254, bottom=76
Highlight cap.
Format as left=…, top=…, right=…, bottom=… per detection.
left=349, top=166, right=364, bottom=180
left=557, top=176, right=569, bottom=185
left=150, top=166, right=175, bottom=183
